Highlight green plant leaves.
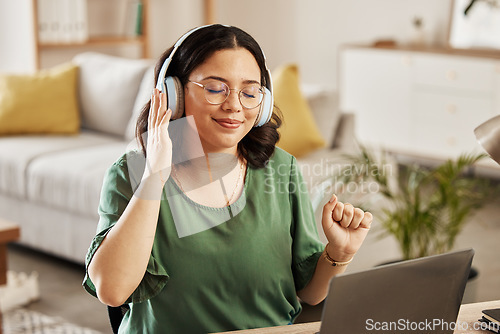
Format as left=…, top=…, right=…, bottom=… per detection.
left=337, top=147, right=498, bottom=260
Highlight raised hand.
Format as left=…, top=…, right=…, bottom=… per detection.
left=321, top=194, right=372, bottom=262
left=143, top=88, right=173, bottom=183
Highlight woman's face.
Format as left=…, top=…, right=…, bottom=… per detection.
left=183, top=48, right=262, bottom=155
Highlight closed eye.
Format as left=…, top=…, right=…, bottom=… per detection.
left=242, top=92, right=257, bottom=99
left=206, top=88, right=225, bottom=94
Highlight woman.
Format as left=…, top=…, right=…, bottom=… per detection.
left=83, top=24, right=372, bottom=333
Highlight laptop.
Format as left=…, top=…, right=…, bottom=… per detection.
left=318, top=248, right=474, bottom=333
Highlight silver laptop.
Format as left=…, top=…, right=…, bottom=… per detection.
left=319, top=249, right=474, bottom=333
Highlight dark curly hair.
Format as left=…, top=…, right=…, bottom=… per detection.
left=135, top=24, right=281, bottom=169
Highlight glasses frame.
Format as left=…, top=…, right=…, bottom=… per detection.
left=188, top=80, right=264, bottom=109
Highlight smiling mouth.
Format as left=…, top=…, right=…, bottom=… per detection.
left=213, top=118, right=242, bottom=129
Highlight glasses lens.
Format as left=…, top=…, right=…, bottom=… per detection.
left=203, top=81, right=229, bottom=104
left=240, top=85, right=264, bottom=109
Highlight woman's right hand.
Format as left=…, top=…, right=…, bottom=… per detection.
left=90, top=88, right=172, bottom=306
left=143, top=88, right=172, bottom=183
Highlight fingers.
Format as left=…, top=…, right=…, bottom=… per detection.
left=149, top=89, right=168, bottom=130
left=160, top=109, right=172, bottom=125
left=339, top=203, right=354, bottom=228
left=156, top=89, right=166, bottom=126
left=351, top=208, right=365, bottom=229
left=159, top=92, right=170, bottom=126
left=360, top=211, right=373, bottom=229
left=323, top=195, right=372, bottom=229
left=322, top=194, right=338, bottom=230
left=332, top=202, right=344, bottom=222
left=149, top=89, right=158, bottom=128
left=340, top=205, right=364, bottom=229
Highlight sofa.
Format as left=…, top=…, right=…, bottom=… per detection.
left=0, top=52, right=354, bottom=264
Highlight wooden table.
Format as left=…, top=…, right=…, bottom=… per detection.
left=0, top=219, right=20, bottom=284
left=0, top=219, right=21, bottom=334
left=220, top=300, right=500, bottom=333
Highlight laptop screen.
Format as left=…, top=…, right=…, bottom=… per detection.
left=319, top=249, right=474, bottom=334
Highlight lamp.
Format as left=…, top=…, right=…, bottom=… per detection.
left=464, top=0, right=477, bottom=15
left=474, top=115, right=500, bottom=165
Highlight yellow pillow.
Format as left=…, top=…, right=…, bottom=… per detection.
left=273, top=64, right=325, bottom=157
left=0, top=62, right=80, bottom=135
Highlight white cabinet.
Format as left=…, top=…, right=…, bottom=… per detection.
left=339, top=46, right=500, bottom=166
left=339, top=47, right=413, bottom=153
left=411, top=91, right=492, bottom=157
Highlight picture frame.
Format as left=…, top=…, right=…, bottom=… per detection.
left=448, top=0, right=500, bottom=51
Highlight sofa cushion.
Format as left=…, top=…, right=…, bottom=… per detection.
left=26, top=142, right=128, bottom=217
left=0, top=132, right=120, bottom=198
left=73, top=52, right=153, bottom=138
left=125, top=65, right=155, bottom=141
left=0, top=192, right=99, bottom=263
left=301, top=84, right=341, bottom=148
left=0, top=62, right=80, bottom=135
left=272, top=64, right=325, bottom=157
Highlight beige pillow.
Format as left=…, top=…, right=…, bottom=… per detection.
left=273, top=64, right=325, bottom=157
left=0, top=62, right=80, bottom=135
left=301, top=84, right=341, bottom=148
left=125, top=65, right=155, bottom=141
left=73, top=52, right=152, bottom=138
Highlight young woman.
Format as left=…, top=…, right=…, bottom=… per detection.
left=84, top=24, right=372, bottom=333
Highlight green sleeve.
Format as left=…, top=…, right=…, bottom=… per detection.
left=82, top=152, right=169, bottom=304
left=289, top=156, right=325, bottom=291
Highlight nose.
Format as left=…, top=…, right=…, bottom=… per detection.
left=222, top=89, right=242, bottom=112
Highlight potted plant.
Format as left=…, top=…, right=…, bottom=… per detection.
left=332, top=147, right=498, bottom=261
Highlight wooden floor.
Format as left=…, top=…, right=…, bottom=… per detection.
left=7, top=244, right=110, bottom=333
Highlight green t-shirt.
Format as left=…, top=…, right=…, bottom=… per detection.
left=83, top=147, right=324, bottom=333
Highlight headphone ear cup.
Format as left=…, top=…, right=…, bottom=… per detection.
left=254, top=87, right=273, bottom=127
left=165, top=76, right=184, bottom=119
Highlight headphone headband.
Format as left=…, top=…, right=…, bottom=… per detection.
left=156, top=25, right=227, bottom=92
left=155, top=24, right=273, bottom=127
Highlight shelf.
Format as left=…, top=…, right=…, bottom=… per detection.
left=346, top=43, right=500, bottom=60
left=32, top=0, right=150, bottom=69
left=38, top=36, right=146, bottom=49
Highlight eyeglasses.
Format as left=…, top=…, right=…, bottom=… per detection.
left=188, top=80, right=264, bottom=109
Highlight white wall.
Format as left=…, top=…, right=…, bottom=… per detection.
left=148, top=0, right=203, bottom=59
left=0, top=0, right=453, bottom=89
left=297, top=0, right=452, bottom=89
left=215, top=0, right=452, bottom=90
left=215, top=0, right=300, bottom=73
left=0, top=0, right=37, bottom=72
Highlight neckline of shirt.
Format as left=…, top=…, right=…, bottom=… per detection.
left=166, top=164, right=250, bottom=212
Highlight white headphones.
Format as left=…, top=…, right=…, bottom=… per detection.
left=155, top=24, right=274, bottom=127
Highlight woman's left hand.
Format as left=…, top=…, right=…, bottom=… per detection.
left=321, top=194, right=372, bottom=262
